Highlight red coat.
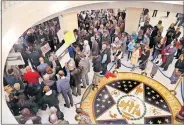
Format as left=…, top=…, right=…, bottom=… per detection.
left=179, top=106, right=184, bottom=117
left=176, top=41, right=181, bottom=48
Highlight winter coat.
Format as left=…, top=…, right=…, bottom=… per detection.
left=128, top=42, right=136, bottom=52
left=18, top=100, right=39, bottom=114
left=91, top=40, right=99, bottom=56
left=79, top=57, right=90, bottom=74
left=92, top=55, right=102, bottom=72
left=175, top=59, right=184, bottom=73
left=164, top=45, right=177, bottom=65
left=70, top=67, right=82, bottom=86
left=82, top=45, right=91, bottom=57
left=38, top=90, right=59, bottom=108
left=156, top=24, right=164, bottom=33
left=131, top=49, right=140, bottom=65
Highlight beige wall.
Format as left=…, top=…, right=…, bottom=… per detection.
left=62, top=12, right=78, bottom=32
left=125, top=7, right=142, bottom=34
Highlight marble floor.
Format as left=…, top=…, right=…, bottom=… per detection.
left=36, top=11, right=183, bottom=124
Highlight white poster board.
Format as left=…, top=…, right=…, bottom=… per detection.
left=6, top=52, right=25, bottom=66
left=57, top=29, right=64, bottom=43
left=40, top=43, right=51, bottom=55
left=55, top=44, right=70, bottom=68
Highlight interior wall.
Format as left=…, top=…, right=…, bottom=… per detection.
left=62, top=12, right=78, bottom=32
left=125, top=7, right=142, bottom=34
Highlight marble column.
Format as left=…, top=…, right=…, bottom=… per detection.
left=62, top=12, right=78, bottom=32
left=125, top=7, right=142, bottom=34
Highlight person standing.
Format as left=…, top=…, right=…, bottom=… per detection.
left=131, top=45, right=140, bottom=71
left=82, top=40, right=91, bottom=58
left=23, top=66, right=40, bottom=87
left=43, top=74, right=57, bottom=91
left=150, top=54, right=162, bottom=78
left=161, top=42, right=177, bottom=71
left=173, top=27, right=181, bottom=40
left=166, top=11, right=170, bottom=18
left=37, top=57, right=48, bottom=77
left=149, top=26, right=159, bottom=49
left=139, top=45, right=151, bottom=70
left=152, top=10, right=158, bottom=17
left=91, top=36, right=99, bottom=57
left=56, top=63, right=73, bottom=108
left=101, top=30, right=111, bottom=47
left=115, top=45, right=122, bottom=69
left=100, top=43, right=111, bottom=75
left=68, top=46, right=75, bottom=59
left=175, top=13, right=184, bottom=27
left=156, top=20, right=164, bottom=34
left=4, top=68, right=21, bottom=87
left=38, top=86, right=60, bottom=111
left=28, top=46, right=42, bottom=70
left=175, top=37, right=184, bottom=59
left=78, top=53, right=90, bottom=88
left=120, top=33, right=127, bottom=58
left=68, top=63, right=82, bottom=96
left=127, top=38, right=136, bottom=61
left=152, top=36, right=166, bottom=60
left=170, top=54, right=184, bottom=84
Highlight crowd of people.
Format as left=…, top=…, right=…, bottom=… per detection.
left=3, top=8, right=184, bottom=124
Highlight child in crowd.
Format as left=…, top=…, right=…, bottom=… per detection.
left=127, top=38, right=136, bottom=61
left=150, top=54, right=162, bottom=78
left=132, top=32, right=137, bottom=42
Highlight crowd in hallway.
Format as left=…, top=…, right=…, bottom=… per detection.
left=3, top=8, right=184, bottom=124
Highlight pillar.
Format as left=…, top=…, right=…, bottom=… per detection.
left=125, top=7, right=142, bottom=34
left=62, top=12, right=78, bottom=32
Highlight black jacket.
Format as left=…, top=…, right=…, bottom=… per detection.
left=28, top=51, right=41, bottom=67
left=70, top=67, right=82, bottom=86
left=18, top=100, right=39, bottom=114
left=175, top=59, right=184, bottom=73
left=38, top=90, right=59, bottom=108
left=92, top=55, right=102, bottom=72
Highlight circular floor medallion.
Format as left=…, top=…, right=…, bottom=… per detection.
left=80, top=72, right=182, bottom=124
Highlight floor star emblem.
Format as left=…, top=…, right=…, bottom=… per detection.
left=97, top=98, right=100, bottom=101
left=149, top=121, right=153, bottom=124
left=160, top=99, right=164, bottom=102
left=96, top=84, right=171, bottom=124
left=165, top=118, right=169, bottom=123
left=157, top=120, right=162, bottom=124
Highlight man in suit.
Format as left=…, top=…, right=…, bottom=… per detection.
left=56, top=63, right=73, bottom=108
